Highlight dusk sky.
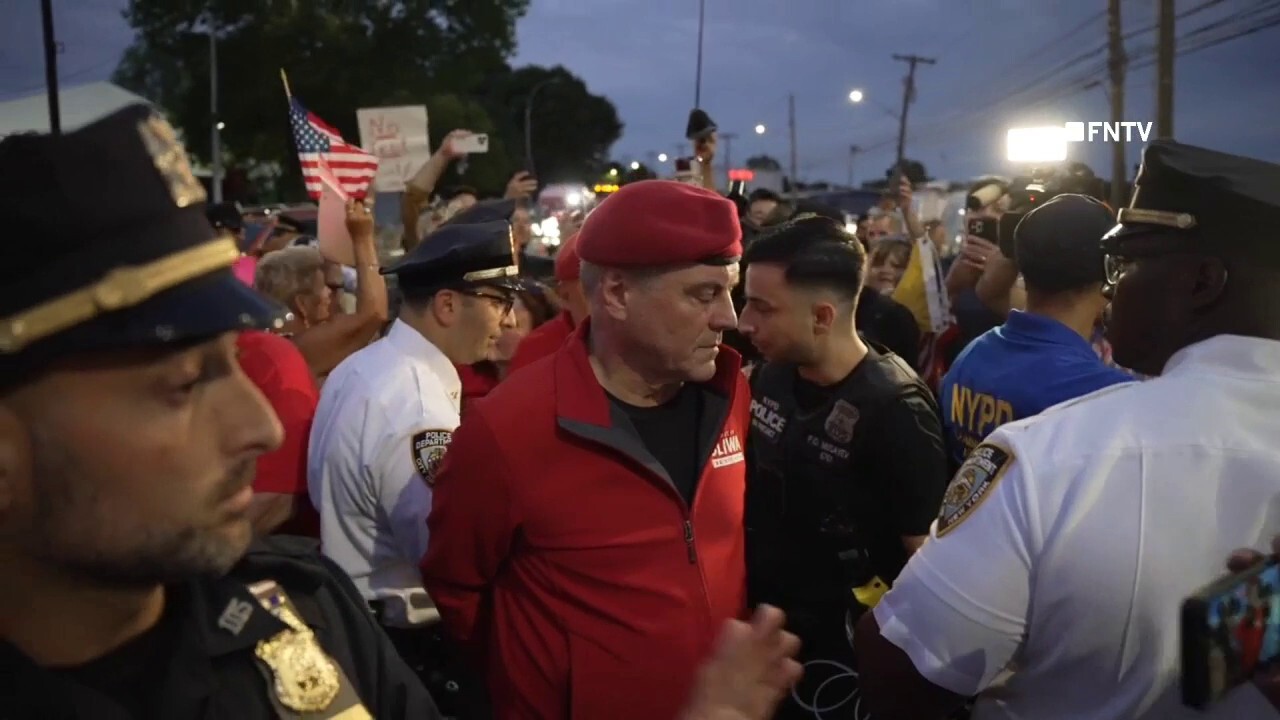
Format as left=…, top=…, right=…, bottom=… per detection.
left=3, top=0, right=1278, bottom=184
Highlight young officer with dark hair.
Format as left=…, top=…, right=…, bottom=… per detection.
left=939, top=194, right=1134, bottom=468
left=736, top=215, right=950, bottom=718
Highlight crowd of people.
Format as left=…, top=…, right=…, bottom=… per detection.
left=4, top=99, right=1280, bottom=720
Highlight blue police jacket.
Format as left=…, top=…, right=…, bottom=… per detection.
left=940, top=310, right=1134, bottom=467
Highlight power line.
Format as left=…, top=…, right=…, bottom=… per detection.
left=802, top=2, right=1280, bottom=173
left=855, top=0, right=1278, bottom=155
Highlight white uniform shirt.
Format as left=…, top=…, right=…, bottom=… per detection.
left=308, top=319, right=461, bottom=626
left=874, top=335, right=1280, bottom=719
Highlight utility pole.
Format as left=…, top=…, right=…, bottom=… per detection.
left=891, top=54, right=935, bottom=174
left=788, top=93, right=798, bottom=199
left=694, top=0, right=706, bottom=107
left=1156, top=0, right=1175, bottom=139
left=210, top=21, right=222, bottom=203
left=1108, top=0, right=1128, bottom=210
left=848, top=144, right=862, bottom=188
left=40, top=0, right=61, bottom=134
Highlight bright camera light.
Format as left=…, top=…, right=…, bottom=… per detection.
left=539, top=216, right=560, bottom=240
left=844, top=222, right=858, bottom=235
left=1006, top=126, right=1068, bottom=163
left=567, top=192, right=582, bottom=207
left=754, top=124, right=766, bottom=135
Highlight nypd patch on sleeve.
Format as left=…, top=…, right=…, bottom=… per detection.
left=411, top=429, right=453, bottom=487
left=936, top=443, right=1014, bottom=537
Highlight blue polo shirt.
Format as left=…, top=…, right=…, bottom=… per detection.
left=940, top=310, right=1134, bottom=467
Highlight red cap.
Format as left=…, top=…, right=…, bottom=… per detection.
left=576, top=180, right=742, bottom=268
left=554, top=232, right=581, bottom=281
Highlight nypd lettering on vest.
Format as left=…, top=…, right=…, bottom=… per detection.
left=750, top=398, right=787, bottom=439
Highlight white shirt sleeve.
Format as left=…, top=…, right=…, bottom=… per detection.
left=368, top=420, right=452, bottom=564
left=871, top=435, right=1040, bottom=696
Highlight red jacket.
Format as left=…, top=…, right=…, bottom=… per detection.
left=422, top=320, right=750, bottom=720
left=507, top=311, right=575, bottom=374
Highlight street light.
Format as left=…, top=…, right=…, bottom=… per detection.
left=848, top=89, right=864, bottom=103
left=630, top=161, right=641, bottom=170
left=658, top=153, right=669, bottom=162
left=216, top=121, right=226, bottom=131
left=755, top=124, right=766, bottom=135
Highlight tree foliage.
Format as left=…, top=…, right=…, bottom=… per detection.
left=484, top=65, right=624, bottom=185
left=108, top=0, right=620, bottom=199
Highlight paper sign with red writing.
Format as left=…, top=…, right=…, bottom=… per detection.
left=316, top=160, right=356, bottom=267
left=356, top=105, right=430, bottom=193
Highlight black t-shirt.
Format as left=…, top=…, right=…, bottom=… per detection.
left=46, top=588, right=184, bottom=718
left=610, top=384, right=704, bottom=505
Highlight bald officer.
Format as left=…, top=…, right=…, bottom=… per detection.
left=423, top=180, right=751, bottom=720
left=2, top=105, right=437, bottom=718
left=854, top=141, right=1280, bottom=719
left=308, top=220, right=520, bottom=637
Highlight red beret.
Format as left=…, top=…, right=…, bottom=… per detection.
left=554, top=232, right=581, bottom=281
left=576, top=180, right=742, bottom=268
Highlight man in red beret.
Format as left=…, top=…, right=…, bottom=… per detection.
left=422, top=180, right=753, bottom=720
left=506, top=231, right=587, bottom=374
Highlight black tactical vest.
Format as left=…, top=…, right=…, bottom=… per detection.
left=745, top=346, right=937, bottom=612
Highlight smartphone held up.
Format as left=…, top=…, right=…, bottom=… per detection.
left=1182, top=559, right=1280, bottom=709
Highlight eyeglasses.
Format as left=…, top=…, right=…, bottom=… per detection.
left=460, top=289, right=515, bottom=316
left=1102, top=234, right=1207, bottom=286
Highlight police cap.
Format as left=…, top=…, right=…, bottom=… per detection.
left=0, top=105, right=282, bottom=375
left=1103, top=140, right=1280, bottom=267
left=686, top=108, right=717, bottom=141
left=383, top=220, right=521, bottom=293
left=1014, top=194, right=1112, bottom=293
left=444, top=197, right=516, bottom=227
left=576, top=180, right=742, bottom=268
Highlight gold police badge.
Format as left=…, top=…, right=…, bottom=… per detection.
left=254, top=604, right=341, bottom=712
left=136, top=113, right=206, bottom=209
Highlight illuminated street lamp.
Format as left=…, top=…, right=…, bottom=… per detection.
left=658, top=152, right=669, bottom=162
left=629, top=161, right=641, bottom=170
left=848, top=89, right=864, bottom=103
left=754, top=124, right=766, bottom=135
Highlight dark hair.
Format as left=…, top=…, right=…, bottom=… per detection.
left=742, top=215, right=866, bottom=301
left=516, top=284, right=556, bottom=328
left=445, top=185, right=479, bottom=201
left=748, top=188, right=781, bottom=204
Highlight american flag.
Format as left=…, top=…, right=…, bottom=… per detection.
left=288, top=98, right=378, bottom=200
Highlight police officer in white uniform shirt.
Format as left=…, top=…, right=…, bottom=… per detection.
left=307, top=216, right=519, bottom=634
left=852, top=140, right=1280, bottom=720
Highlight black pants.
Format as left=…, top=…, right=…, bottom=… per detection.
left=373, top=612, right=491, bottom=720
left=772, top=604, right=869, bottom=720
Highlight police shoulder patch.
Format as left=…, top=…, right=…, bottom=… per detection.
left=411, top=429, right=453, bottom=486
left=936, top=443, right=1014, bottom=537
